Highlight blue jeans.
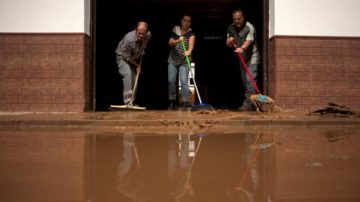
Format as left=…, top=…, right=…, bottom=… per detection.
left=240, top=63, right=258, bottom=107
left=168, top=63, right=189, bottom=102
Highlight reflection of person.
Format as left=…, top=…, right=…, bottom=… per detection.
left=168, top=134, right=195, bottom=201
left=226, top=134, right=257, bottom=202
left=227, top=133, right=273, bottom=202
left=167, top=15, right=195, bottom=110
left=226, top=9, right=261, bottom=111
left=116, top=133, right=150, bottom=201
left=115, top=21, right=152, bottom=107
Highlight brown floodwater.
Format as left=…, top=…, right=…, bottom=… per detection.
left=0, top=126, right=359, bottom=202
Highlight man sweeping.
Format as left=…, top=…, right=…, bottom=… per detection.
left=226, top=9, right=261, bottom=111
left=115, top=21, right=152, bottom=107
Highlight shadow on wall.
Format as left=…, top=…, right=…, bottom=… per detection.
left=95, top=0, right=263, bottom=110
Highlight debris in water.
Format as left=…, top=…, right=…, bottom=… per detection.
left=311, top=103, right=359, bottom=117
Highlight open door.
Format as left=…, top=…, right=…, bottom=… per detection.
left=93, top=0, right=266, bottom=111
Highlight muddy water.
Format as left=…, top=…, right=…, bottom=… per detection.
left=0, top=126, right=359, bottom=202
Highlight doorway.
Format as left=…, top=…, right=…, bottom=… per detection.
left=94, top=0, right=266, bottom=111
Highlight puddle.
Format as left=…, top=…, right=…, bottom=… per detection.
left=0, top=126, right=359, bottom=202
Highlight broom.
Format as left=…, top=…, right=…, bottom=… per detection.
left=110, top=55, right=146, bottom=110
left=180, top=40, right=214, bottom=111
left=232, top=42, right=275, bottom=113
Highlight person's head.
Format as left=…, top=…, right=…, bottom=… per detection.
left=180, top=15, right=192, bottom=30
left=135, top=21, right=148, bottom=41
left=232, top=9, right=245, bottom=28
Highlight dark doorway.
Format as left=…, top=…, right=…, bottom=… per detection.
left=94, top=0, right=265, bottom=111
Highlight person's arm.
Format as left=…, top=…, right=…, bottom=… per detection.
left=127, top=58, right=140, bottom=68
left=233, top=28, right=254, bottom=54
left=185, top=35, right=195, bottom=56
left=168, top=27, right=183, bottom=46
left=240, top=23, right=255, bottom=52
left=239, top=40, right=252, bottom=52
left=123, top=42, right=141, bottom=72
left=142, top=31, right=152, bottom=51
left=233, top=40, right=252, bottom=54
left=226, top=24, right=251, bottom=52
left=118, top=36, right=132, bottom=61
left=226, top=37, right=235, bottom=48
left=169, top=38, right=180, bottom=46
left=226, top=25, right=236, bottom=48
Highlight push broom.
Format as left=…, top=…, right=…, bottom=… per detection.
left=232, top=41, right=275, bottom=113
left=181, top=40, right=214, bottom=111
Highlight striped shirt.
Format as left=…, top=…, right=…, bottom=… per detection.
left=168, top=26, right=195, bottom=65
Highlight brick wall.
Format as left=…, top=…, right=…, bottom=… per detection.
left=0, top=33, right=92, bottom=112
left=2, top=34, right=359, bottom=113
left=268, top=36, right=360, bottom=111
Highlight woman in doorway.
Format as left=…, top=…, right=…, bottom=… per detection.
left=167, top=15, right=195, bottom=110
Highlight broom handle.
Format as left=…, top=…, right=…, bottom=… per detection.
left=131, top=55, right=143, bottom=102
left=232, top=42, right=260, bottom=94
left=186, top=136, right=203, bottom=183
left=181, top=40, right=203, bottom=104
left=238, top=148, right=261, bottom=187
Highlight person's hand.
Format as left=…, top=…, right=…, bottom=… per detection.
left=234, top=47, right=245, bottom=54
left=136, top=64, right=141, bottom=73
left=184, top=50, right=192, bottom=56
left=228, top=37, right=234, bottom=44
left=178, top=36, right=184, bottom=43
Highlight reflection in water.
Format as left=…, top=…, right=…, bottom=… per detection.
left=227, top=133, right=273, bottom=202
left=168, top=133, right=205, bottom=202
left=325, top=131, right=352, bottom=142
left=116, top=133, right=150, bottom=201
left=0, top=127, right=359, bottom=202
left=268, top=127, right=360, bottom=202
left=0, top=131, right=87, bottom=202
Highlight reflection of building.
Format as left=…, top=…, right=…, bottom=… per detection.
left=268, top=129, right=360, bottom=201
left=2, top=129, right=359, bottom=202
left=0, top=131, right=87, bottom=202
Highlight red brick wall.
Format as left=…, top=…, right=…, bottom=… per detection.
left=0, top=33, right=92, bottom=112
left=268, top=36, right=360, bottom=111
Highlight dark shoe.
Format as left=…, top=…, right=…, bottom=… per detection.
left=168, top=100, right=178, bottom=110
left=238, top=105, right=253, bottom=111
left=179, top=102, right=192, bottom=110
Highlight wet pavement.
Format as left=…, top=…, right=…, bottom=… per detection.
left=0, top=110, right=360, bottom=202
